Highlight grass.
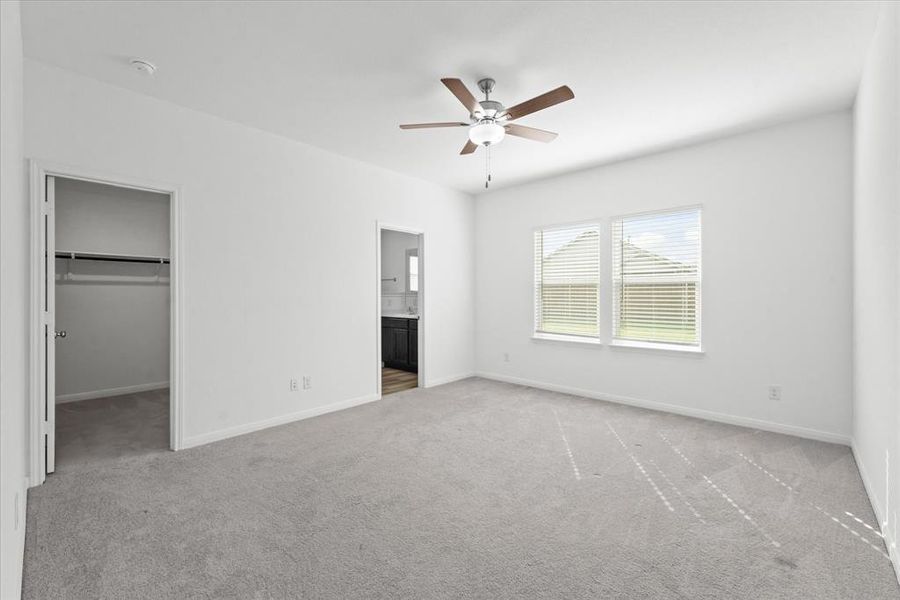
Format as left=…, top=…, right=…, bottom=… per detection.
left=616, top=324, right=697, bottom=344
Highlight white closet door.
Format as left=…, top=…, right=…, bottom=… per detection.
left=41, top=175, right=57, bottom=474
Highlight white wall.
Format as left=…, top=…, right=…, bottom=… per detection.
left=476, top=111, right=853, bottom=443
left=24, top=60, right=475, bottom=447
left=853, top=0, right=900, bottom=579
left=380, top=229, right=418, bottom=314
left=0, top=1, right=28, bottom=597
left=54, top=178, right=170, bottom=401
left=55, top=178, right=169, bottom=256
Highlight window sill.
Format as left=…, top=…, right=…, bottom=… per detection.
left=609, top=339, right=704, bottom=355
left=531, top=333, right=603, bottom=346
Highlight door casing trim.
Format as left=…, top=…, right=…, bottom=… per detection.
left=375, top=222, right=425, bottom=397
left=28, top=159, right=184, bottom=486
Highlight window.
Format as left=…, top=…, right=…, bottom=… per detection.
left=406, top=249, right=418, bottom=292
left=612, top=207, right=701, bottom=347
left=534, top=223, right=600, bottom=338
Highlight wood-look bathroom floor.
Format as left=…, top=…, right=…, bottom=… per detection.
left=381, top=367, right=418, bottom=395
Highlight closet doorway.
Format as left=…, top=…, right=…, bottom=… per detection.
left=29, top=163, right=182, bottom=485
left=376, top=224, right=424, bottom=396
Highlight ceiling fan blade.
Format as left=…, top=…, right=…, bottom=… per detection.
left=441, top=78, right=480, bottom=115
left=460, top=140, right=478, bottom=155
left=504, top=85, right=574, bottom=121
left=399, top=122, right=468, bottom=129
left=504, top=123, right=558, bottom=143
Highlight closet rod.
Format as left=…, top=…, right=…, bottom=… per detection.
left=55, top=251, right=170, bottom=265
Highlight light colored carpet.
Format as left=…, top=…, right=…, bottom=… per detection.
left=54, top=388, right=169, bottom=472
left=24, top=378, right=899, bottom=599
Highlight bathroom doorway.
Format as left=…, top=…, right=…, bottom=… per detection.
left=376, top=224, right=423, bottom=396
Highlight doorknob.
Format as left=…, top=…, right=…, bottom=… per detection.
left=55, top=330, right=67, bottom=339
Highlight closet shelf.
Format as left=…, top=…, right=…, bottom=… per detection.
left=55, top=251, right=170, bottom=265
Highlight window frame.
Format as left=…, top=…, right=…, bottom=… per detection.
left=532, top=219, right=603, bottom=343
left=406, top=248, right=418, bottom=293
left=609, top=205, right=703, bottom=352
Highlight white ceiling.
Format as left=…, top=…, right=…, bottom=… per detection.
left=21, top=1, right=879, bottom=195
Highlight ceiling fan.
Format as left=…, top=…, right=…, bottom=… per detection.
left=400, top=78, right=574, bottom=187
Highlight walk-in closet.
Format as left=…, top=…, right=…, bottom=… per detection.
left=52, top=177, right=171, bottom=471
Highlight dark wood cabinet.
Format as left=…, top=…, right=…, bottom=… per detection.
left=389, top=327, right=408, bottom=365
left=382, top=317, right=418, bottom=373
left=381, top=326, right=397, bottom=367
left=408, top=327, right=418, bottom=369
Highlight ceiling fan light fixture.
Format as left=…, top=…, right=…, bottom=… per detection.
left=399, top=77, right=574, bottom=186
left=468, top=121, right=505, bottom=146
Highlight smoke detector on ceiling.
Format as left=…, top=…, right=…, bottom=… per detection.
left=129, top=58, right=157, bottom=76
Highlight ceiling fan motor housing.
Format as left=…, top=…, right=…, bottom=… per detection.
left=474, top=100, right=505, bottom=120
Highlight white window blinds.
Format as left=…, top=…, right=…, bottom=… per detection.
left=612, top=207, right=701, bottom=346
left=534, top=223, right=600, bottom=338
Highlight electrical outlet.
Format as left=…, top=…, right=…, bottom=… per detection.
left=503, top=352, right=510, bottom=363
left=290, top=378, right=299, bottom=392
left=768, top=385, right=782, bottom=401
left=302, top=375, right=311, bottom=390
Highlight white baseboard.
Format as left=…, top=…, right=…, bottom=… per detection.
left=182, top=375, right=477, bottom=451
left=425, top=372, right=475, bottom=388
left=56, top=381, right=169, bottom=404
left=181, top=393, right=381, bottom=450
left=852, top=443, right=900, bottom=585
left=475, top=371, right=851, bottom=446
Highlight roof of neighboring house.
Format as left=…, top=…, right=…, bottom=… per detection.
left=541, top=230, right=599, bottom=284
left=541, top=231, right=696, bottom=285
